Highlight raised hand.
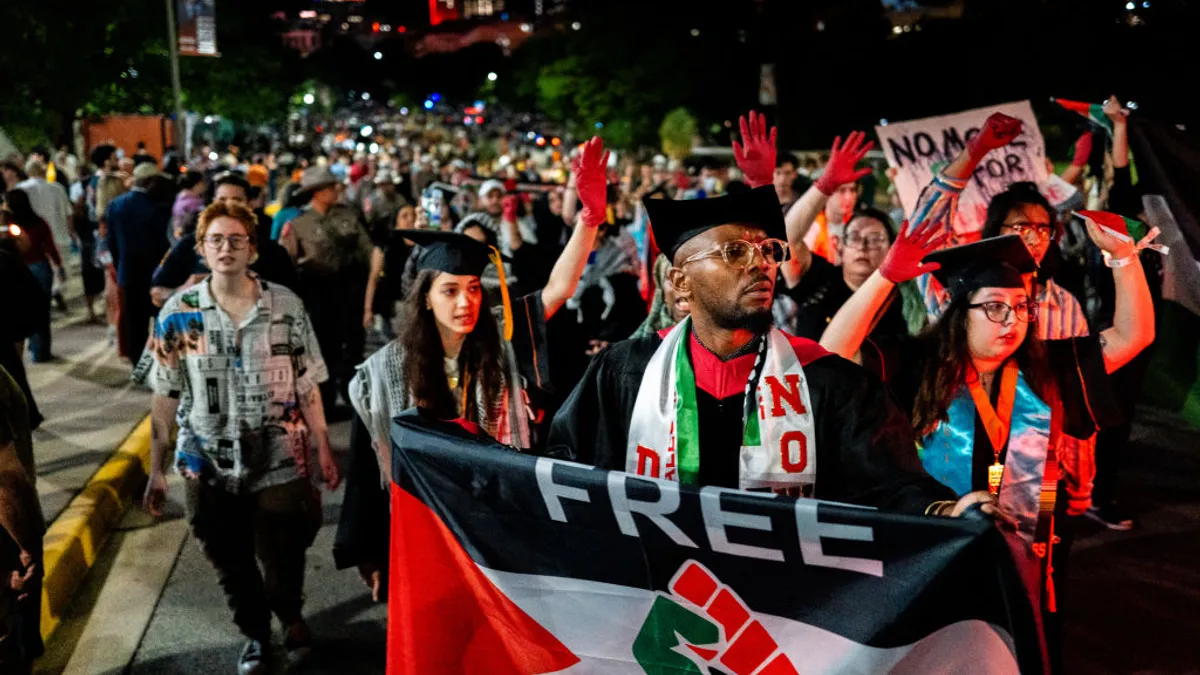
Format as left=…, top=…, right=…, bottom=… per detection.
left=502, top=194, right=519, bottom=223
left=815, top=130, right=875, bottom=196
left=966, top=112, right=1022, bottom=161
left=732, top=110, right=777, bottom=189
left=1071, top=132, right=1093, bottom=168
left=878, top=220, right=948, bottom=283
left=1103, top=95, right=1130, bottom=124
left=572, top=136, right=610, bottom=228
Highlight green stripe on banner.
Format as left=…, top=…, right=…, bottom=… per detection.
left=674, top=335, right=701, bottom=484
left=1143, top=300, right=1200, bottom=429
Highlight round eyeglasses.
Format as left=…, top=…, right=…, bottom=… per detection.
left=203, top=234, right=251, bottom=251
left=969, top=300, right=1039, bottom=324
left=680, top=238, right=790, bottom=269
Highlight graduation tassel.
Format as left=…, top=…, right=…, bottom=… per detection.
left=490, top=245, right=514, bottom=341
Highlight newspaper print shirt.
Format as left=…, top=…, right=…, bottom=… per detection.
left=147, top=277, right=328, bottom=493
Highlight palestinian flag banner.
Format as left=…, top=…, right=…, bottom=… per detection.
left=1075, top=210, right=1148, bottom=243
left=1051, top=98, right=1113, bottom=135
left=386, top=412, right=1047, bottom=675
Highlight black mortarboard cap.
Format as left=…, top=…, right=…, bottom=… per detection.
left=924, top=235, right=1038, bottom=300
left=643, top=185, right=786, bottom=261
left=398, top=230, right=497, bottom=276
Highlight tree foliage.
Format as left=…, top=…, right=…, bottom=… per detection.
left=660, top=108, right=698, bottom=160
left=1, top=0, right=303, bottom=150
left=508, top=0, right=757, bottom=151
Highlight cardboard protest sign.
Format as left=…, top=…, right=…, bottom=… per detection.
left=876, top=101, right=1049, bottom=235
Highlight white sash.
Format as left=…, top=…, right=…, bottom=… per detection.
left=625, top=319, right=817, bottom=490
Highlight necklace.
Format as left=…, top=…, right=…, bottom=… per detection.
left=966, top=360, right=1019, bottom=496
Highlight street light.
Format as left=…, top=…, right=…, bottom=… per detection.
left=571, top=21, right=581, bottom=31
left=361, top=125, right=374, bottom=137
left=487, top=72, right=498, bottom=82
left=303, top=93, right=315, bottom=105
left=374, top=51, right=383, bottom=60
left=362, top=92, right=371, bottom=101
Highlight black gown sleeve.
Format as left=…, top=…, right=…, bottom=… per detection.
left=1043, top=335, right=1122, bottom=438
left=806, top=355, right=955, bottom=513
left=333, top=416, right=391, bottom=572
left=544, top=337, right=657, bottom=468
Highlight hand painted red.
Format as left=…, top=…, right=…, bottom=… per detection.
left=572, top=136, right=610, bottom=228
left=814, top=131, right=874, bottom=196
left=502, top=194, right=519, bottom=223
left=966, top=112, right=1022, bottom=162
left=1071, top=132, right=1093, bottom=168
left=732, top=110, right=777, bottom=189
left=878, top=220, right=948, bottom=283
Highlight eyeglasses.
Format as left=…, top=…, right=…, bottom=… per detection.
left=203, top=234, right=250, bottom=251
left=1004, top=221, right=1054, bottom=242
left=969, top=300, right=1039, bottom=324
left=843, top=233, right=889, bottom=250
left=681, top=238, right=790, bottom=269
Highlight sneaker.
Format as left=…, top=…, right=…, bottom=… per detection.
left=284, top=621, right=313, bottom=668
left=238, top=639, right=269, bottom=675
left=1084, top=505, right=1134, bottom=531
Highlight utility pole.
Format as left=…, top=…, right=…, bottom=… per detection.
left=165, top=0, right=187, bottom=156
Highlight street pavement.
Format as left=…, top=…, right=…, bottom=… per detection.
left=23, top=271, right=1200, bottom=674
left=26, top=271, right=147, bottom=524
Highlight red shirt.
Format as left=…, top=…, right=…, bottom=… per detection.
left=17, top=217, right=62, bottom=268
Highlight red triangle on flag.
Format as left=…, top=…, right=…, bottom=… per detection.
left=387, top=484, right=581, bottom=675
left=1076, top=210, right=1135, bottom=242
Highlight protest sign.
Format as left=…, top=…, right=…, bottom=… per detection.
left=877, top=101, right=1048, bottom=234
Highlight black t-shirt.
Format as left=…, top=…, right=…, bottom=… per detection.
left=781, top=255, right=907, bottom=341
left=151, top=232, right=299, bottom=292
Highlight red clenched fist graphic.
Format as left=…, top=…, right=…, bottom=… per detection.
left=633, top=560, right=799, bottom=675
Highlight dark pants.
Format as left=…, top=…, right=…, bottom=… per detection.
left=118, top=283, right=155, bottom=362
left=1091, top=349, right=1152, bottom=509
left=185, top=478, right=322, bottom=642
left=300, top=272, right=366, bottom=409
left=25, top=263, right=52, bottom=362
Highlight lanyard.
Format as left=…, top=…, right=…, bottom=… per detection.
left=966, top=359, right=1019, bottom=495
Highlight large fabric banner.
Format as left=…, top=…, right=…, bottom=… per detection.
left=386, top=412, right=1046, bottom=675
left=876, top=101, right=1049, bottom=235
left=177, top=0, right=217, bottom=56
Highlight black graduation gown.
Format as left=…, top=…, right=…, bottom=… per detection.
left=333, top=292, right=553, bottom=573
left=866, top=332, right=1119, bottom=495
left=546, top=331, right=955, bottom=513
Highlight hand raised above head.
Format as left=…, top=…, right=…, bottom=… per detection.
left=731, top=110, right=777, bottom=189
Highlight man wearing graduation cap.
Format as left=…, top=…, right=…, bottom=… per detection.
left=547, top=184, right=962, bottom=513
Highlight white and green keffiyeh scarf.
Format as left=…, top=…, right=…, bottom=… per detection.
left=626, top=317, right=817, bottom=491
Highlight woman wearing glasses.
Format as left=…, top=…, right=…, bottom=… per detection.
left=819, top=223, right=1153, bottom=618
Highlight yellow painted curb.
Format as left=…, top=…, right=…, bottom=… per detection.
left=40, top=415, right=152, bottom=641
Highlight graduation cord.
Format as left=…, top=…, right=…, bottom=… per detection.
left=742, top=334, right=771, bottom=424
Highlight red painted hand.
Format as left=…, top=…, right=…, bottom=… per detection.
left=815, top=131, right=874, bottom=196
left=966, top=112, right=1022, bottom=162
left=572, top=136, right=610, bottom=228
left=878, top=220, right=948, bottom=284
left=502, top=194, right=519, bottom=223
left=1071, top=132, right=1093, bottom=168
left=732, top=110, right=777, bottom=189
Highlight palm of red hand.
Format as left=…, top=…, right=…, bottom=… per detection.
left=732, top=111, right=776, bottom=188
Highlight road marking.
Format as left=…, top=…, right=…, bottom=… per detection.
left=60, top=477, right=188, bottom=675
